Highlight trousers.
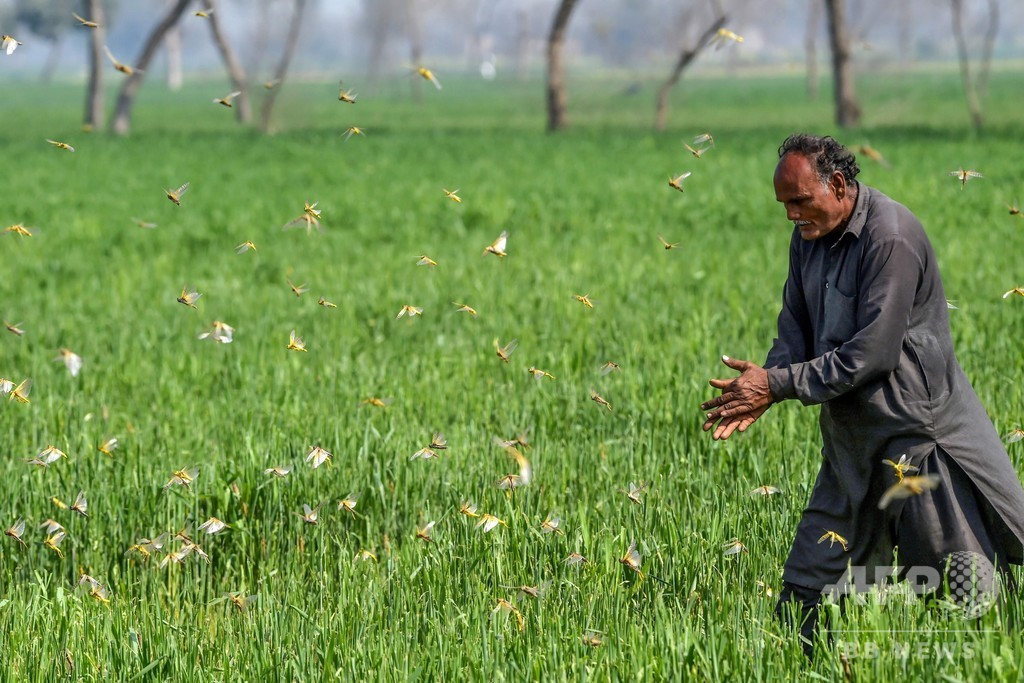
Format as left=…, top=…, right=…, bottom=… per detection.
left=776, top=448, right=1011, bottom=659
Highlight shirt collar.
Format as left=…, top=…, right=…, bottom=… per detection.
left=836, top=182, right=868, bottom=243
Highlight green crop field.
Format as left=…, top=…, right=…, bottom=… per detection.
left=1, top=70, right=1023, bottom=681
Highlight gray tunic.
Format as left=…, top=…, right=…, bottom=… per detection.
left=764, top=183, right=1024, bottom=590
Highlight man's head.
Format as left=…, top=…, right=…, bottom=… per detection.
left=774, top=134, right=860, bottom=241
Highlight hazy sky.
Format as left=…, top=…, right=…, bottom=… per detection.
left=1, top=0, right=1020, bottom=80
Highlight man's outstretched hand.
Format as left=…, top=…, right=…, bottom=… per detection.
left=701, top=355, right=773, bottom=440
left=702, top=404, right=769, bottom=440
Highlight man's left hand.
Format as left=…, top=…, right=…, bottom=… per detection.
left=700, top=355, right=773, bottom=419
left=702, top=404, right=769, bottom=440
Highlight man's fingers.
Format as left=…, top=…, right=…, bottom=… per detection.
left=714, top=419, right=739, bottom=440
left=700, top=393, right=732, bottom=410
left=710, top=400, right=754, bottom=418
left=712, top=422, right=727, bottom=440
left=700, top=395, right=722, bottom=410
left=705, top=402, right=768, bottom=440
left=721, top=355, right=751, bottom=371
left=718, top=404, right=750, bottom=418
left=708, top=378, right=731, bottom=390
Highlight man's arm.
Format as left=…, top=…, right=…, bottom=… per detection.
left=767, top=233, right=922, bottom=405
left=703, top=232, right=924, bottom=421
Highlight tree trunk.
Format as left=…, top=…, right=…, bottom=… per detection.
left=248, top=0, right=273, bottom=78
left=653, top=15, right=726, bottom=132
left=805, top=0, right=821, bottom=100
left=364, top=1, right=391, bottom=93
left=897, top=0, right=911, bottom=67
left=546, top=0, right=580, bottom=132
left=82, top=0, right=105, bottom=130
left=259, top=0, right=308, bottom=134
left=977, top=0, right=999, bottom=100
left=39, top=36, right=63, bottom=84
left=513, top=9, right=528, bottom=81
left=823, top=0, right=861, bottom=128
left=406, top=0, right=423, bottom=103
left=950, top=0, right=983, bottom=131
left=204, top=0, right=251, bottom=123
left=110, top=0, right=193, bottom=135
left=165, top=25, right=183, bottom=91
left=465, top=0, right=482, bottom=74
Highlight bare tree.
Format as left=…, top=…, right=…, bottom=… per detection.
left=165, top=24, right=183, bottom=90
left=14, top=0, right=71, bottom=82
left=259, top=0, right=308, bottom=133
left=110, top=0, right=192, bottom=135
left=405, top=0, right=424, bottom=103
left=466, top=0, right=495, bottom=73
left=653, top=11, right=726, bottom=131
left=513, top=8, right=529, bottom=81
left=897, top=0, right=911, bottom=67
left=805, top=0, right=821, bottom=100
left=39, top=34, right=66, bottom=82
left=546, top=0, right=580, bottom=132
left=204, top=0, right=251, bottom=123
left=823, top=0, right=861, bottom=127
left=363, top=0, right=395, bottom=92
left=950, top=0, right=983, bottom=130
left=247, top=0, right=274, bottom=79
left=977, top=0, right=999, bottom=99
left=82, top=0, right=105, bottom=130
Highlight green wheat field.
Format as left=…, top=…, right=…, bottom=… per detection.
left=1, top=69, right=1023, bottom=681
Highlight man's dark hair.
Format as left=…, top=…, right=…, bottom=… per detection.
left=778, top=134, right=860, bottom=185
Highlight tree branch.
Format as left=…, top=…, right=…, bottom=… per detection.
left=653, top=14, right=726, bottom=132
left=260, top=0, right=309, bottom=133
left=110, top=0, right=192, bottom=135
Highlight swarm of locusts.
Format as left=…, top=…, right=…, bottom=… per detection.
left=0, top=65, right=655, bottom=636
left=3, top=20, right=1021, bottom=656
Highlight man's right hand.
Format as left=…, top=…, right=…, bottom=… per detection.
left=702, top=404, right=770, bottom=441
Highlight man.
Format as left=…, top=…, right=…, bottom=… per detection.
left=700, top=133, right=1024, bottom=658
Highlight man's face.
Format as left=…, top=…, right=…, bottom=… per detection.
left=773, top=152, right=847, bottom=241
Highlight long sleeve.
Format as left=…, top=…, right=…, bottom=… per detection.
left=767, top=234, right=923, bottom=405
left=764, top=230, right=812, bottom=371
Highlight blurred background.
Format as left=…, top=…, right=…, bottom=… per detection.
left=0, top=0, right=1021, bottom=135
left=2, top=0, right=1023, bottom=79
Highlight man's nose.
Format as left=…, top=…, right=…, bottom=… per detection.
left=786, top=206, right=800, bottom=221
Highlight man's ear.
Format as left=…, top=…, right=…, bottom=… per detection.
left=830, top=171, right=847, bottom=200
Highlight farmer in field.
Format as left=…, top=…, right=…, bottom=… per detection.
left=700, top=133, right=1024, bottom=658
